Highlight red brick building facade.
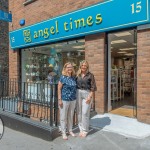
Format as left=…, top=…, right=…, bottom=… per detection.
left=0, top=0, right=9, bottom=80
left=9, top=0, right=150, bottom=124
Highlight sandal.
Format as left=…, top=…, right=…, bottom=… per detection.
left=69, top=131, right=76, bottom=137
left=81, top=132, right=88, bottom=138
left=62, top=134, right=68, bottom=140
left=79, top=132, right=83, bottom=137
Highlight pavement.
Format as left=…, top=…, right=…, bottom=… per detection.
left=90, top=113, right=150, bottom=139
left=0, top=114, right=150, bottom=150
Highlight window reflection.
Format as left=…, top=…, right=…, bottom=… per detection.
left=21, top=39, right=85, bottom=83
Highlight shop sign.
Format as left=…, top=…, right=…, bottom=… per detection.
left=0, top=10, right=12, bottom=22
left=10, top=0, right=150, bottom=49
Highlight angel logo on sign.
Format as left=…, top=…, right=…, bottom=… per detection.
left=23, top=29, right=32, bottom=43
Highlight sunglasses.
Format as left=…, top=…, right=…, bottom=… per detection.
left=66, top=66, right=73, bottom=68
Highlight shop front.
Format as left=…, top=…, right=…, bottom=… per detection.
left=107, top=29, right=137, bottom=118
left=9, top=0, right=150, bottom=124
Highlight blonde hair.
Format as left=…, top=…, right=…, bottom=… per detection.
left=76, top=60, right=89, bottom=76
left=62, top=62, right=76, bottom=76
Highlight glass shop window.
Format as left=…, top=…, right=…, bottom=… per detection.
left=21, top=39, right=85, bottom=83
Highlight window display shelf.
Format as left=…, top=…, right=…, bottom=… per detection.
left=24, top=52, right=50, bottom=82
left=111, top=69, right=119, bottom=101
left=111, top=68, right=133, bottom=101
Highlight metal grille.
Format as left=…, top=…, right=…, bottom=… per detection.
left=0, top=79, right=59, bottom=126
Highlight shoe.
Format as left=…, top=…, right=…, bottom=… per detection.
left=69, top=131, right=76, bottom=137
left=62, top=134, right=68, bottom=140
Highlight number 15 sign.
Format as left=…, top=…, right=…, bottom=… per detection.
left=102, top=0, right=149, bottom=31
left=0, top=10, right=12, bottom=22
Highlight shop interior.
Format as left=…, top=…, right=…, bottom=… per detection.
left=108, top=29, right=137, bottom=117
left=21, top=38, right=85, bottom=83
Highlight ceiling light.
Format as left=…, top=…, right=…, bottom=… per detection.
left=111, top=40, right=127, bottom=44
left=67, top=40, right=77, bottom=44
left=78, top=39, right=85, bottom=43
left=55, top=44, right=62, bottom=47
left=117, top=52, right=127, bottom=53
left=124, top=53, right=134, bottom=56
left=129, top=47, right=136, bottom=50
left=120, top=47, right=136, bottom=50
left=73, top=45, right=85, bottom=48
left=120, top=48, right=129, bottom=50
left=114, top=32, right=132, bottom=37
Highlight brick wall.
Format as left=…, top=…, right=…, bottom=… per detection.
left=8, top=0, right=150, bottom=124
left=9, top=0, right=103, bottom=79
left=137, top=29, right=150, bottom=124
left=85, top=33, right=105, bottom=113
left=9, top=0, right=103, bottom=31
left=0, top=0, right=9, bottom=80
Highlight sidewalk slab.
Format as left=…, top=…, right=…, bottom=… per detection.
left=0, top=111, right=59, bottom=141
left=90, top=113, right=150, bottom=139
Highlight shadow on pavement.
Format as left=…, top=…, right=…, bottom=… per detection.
left=69, top=117, right=111, bottom=137
left=90, top=116, right=111, bottom=128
